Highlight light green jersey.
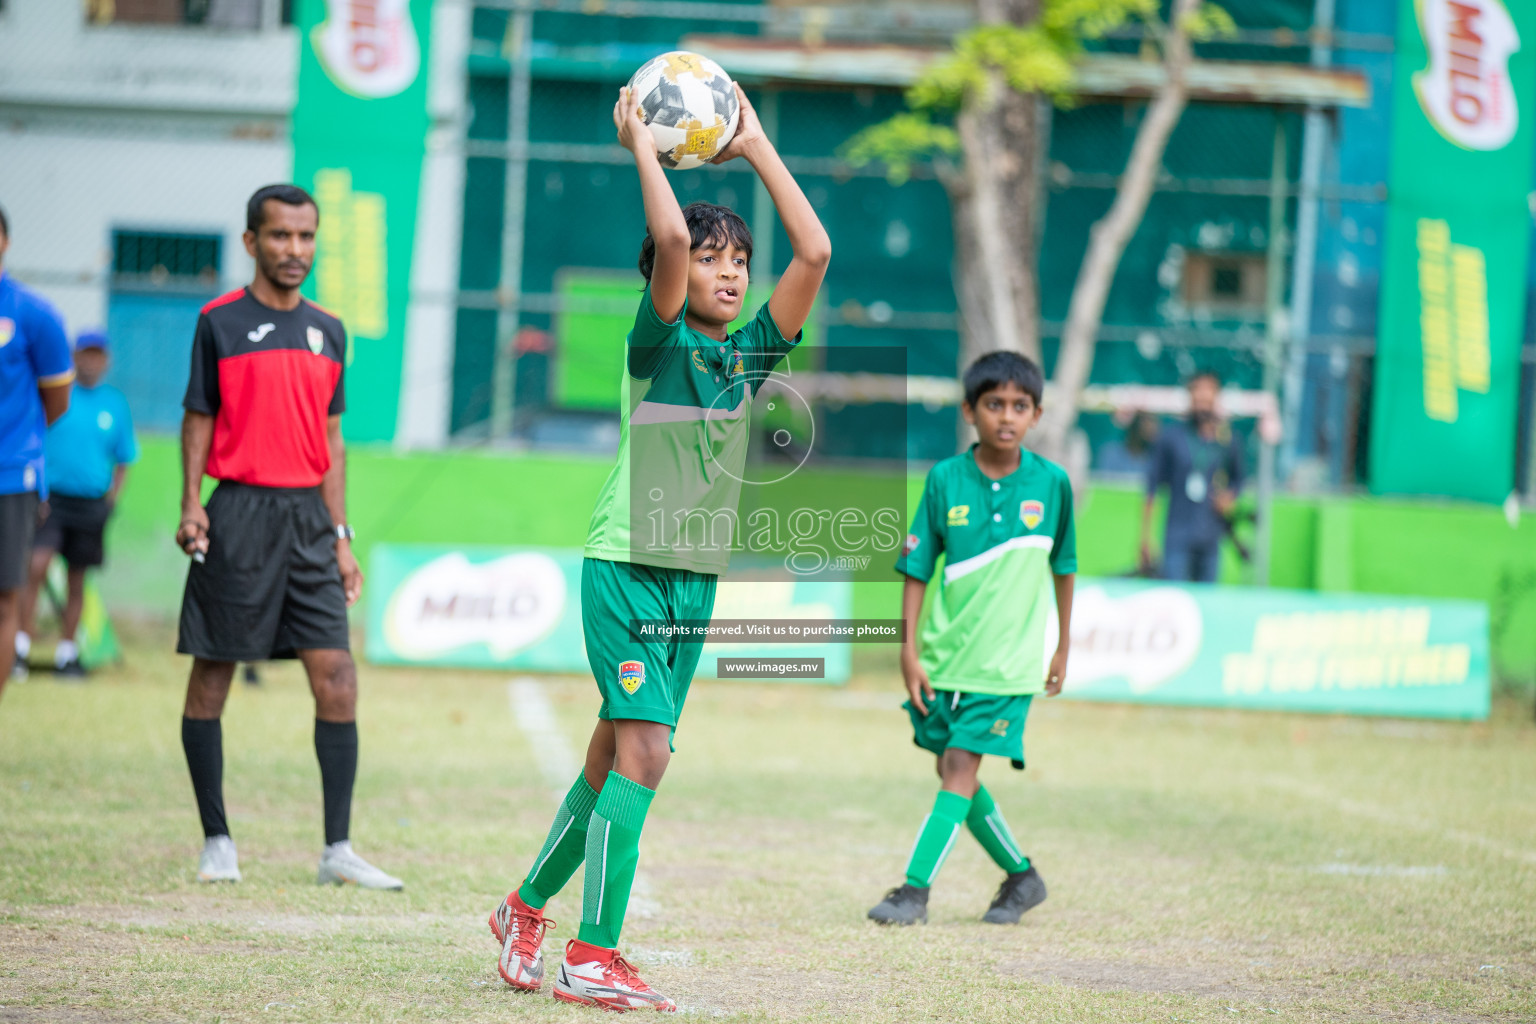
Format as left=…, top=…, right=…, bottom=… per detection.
left=895, top=446, right=1077, bottom=696
left=584, top=287, right=799, bottom=575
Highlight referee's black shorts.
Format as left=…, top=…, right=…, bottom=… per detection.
left=177, top=481, right=350, bottom=662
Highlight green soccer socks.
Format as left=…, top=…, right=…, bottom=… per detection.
left=905, top=789, right=971, bottom=888
left=519, top=771, right=601, bottom=909
left=578, top=771, right=655, bottom=949
left=967, top=784, right=1030, bottom=874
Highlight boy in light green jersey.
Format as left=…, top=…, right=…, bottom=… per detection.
left=487, top=83, right=831, bottom=1010
left=868, top=351, right=1075, bottom=926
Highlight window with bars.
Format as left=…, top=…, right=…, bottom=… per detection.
left=112, top=230, right=222, bottom=290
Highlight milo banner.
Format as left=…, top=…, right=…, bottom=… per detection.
left=1371, top=0, right=1535, bottom=503
left=365, top=545, right=855, bottom=682
left=292, top=0, right=432, bottom=442
left=1052, top=580, right=1489, bottom=720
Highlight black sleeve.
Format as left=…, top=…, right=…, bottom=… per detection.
left=1227, top=435, right=1246, bottom=493
left=327, top=325, right=347, bottom=416
left=182, top=314, right=220, bottom=414
left=1145, top=429, right=1169, bottom=497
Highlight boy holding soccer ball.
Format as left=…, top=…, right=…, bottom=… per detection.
left=868, top=351, right=1075, bottom=927
left=488, top=80, right=830, bottom=1011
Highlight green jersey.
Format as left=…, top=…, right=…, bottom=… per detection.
left=585, top=288, right=799, bottom=575
left=895, top=446, right=1077, bottom=696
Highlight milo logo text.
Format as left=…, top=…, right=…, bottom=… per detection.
left=1413, top=0, right=1521, bottom=150
left=312, top=0, right=422, bottom=99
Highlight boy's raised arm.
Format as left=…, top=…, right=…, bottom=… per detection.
left=713, top=84, right=831, bottom=339
left=615, top=87, right=690, bottom=323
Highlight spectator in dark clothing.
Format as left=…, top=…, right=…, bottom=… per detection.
left=1140, top=373, right=1245, bottom=583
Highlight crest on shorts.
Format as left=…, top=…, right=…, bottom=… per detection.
left=618, top=660, right=645, bottom=694
left=947, top=505, right=970, bottom=527
left=307, top=326, right=325, bottom=354
left=903, top=533, right=920, bottom=555
left=990, top=718, right=1010, bottom=736
left=0, top=318, right=13, bottom=348
left=1020, top=499, right=1044, bottom=530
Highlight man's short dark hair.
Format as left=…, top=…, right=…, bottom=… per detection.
left=246, top=184, right=318, bottom=233
left=963, top=350, right=1045, bottom=408
left=0, top=202, right=9, bottom=240
left=638, top=202, right=753, bottom=282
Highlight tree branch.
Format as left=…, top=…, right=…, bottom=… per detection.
left=1038, top=0, right=1201, bottom=460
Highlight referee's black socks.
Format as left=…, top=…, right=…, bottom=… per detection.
left=314, top=719, right=358, bottom=846
left=181, top=717, right=229, bottom=838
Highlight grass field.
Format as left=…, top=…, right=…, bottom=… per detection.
left=2, top=625, right=1534, bottom=1023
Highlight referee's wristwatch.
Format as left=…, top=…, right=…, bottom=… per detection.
left=335, top=523, right=356, bottom=542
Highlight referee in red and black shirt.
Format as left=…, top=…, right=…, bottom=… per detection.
left=174, top=185, right=400, bottom=889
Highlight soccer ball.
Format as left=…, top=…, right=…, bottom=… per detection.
left=626, top=51, right=740, bottom=170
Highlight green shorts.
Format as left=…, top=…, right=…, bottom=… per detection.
left=904, top=690, right=1032, bottom=770
left=582, top=557, right=717, bottom=737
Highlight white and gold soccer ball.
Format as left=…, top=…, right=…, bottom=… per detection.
left=626, top=51, right=740, bottom=170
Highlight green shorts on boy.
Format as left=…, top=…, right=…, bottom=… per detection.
left=870, top=351, right=1076, bottom=927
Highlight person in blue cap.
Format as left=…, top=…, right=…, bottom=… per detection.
left=0, top=201, right=74, bottom=697
left=17, top=329, right=137, bottom=678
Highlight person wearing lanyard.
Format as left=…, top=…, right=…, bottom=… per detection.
left=1140, top=371, right=1245, bottom=583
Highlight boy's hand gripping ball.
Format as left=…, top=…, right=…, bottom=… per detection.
left=625, top=51, right=740, bottom=169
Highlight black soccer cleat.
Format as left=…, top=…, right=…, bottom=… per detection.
left=868, top=883, right=929, bottom=925
left=983, top=865, right=1047, bottom=924
left=55, top=658, right=87, bottom=680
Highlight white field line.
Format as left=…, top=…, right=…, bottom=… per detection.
left=1262, top=775, right=1536, bottom=866
left=509, top=677, right=581, bottom=801
left=507, top=678, right=658, bottom=917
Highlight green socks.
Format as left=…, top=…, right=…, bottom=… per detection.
left=904, top=789, right=971, bottom=888
left=578, top=771, right=655, bottom=949
left=518, top=771, right=601, bottom=909
left=967, top=784, right=1030, bottom=874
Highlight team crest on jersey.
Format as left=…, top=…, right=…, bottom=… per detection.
left=0, top=317, right=13, bottom=347
left=730, top=351, right=744, bottom=377
left=618, top=660, right=645, bottom=695
left=903, top=533, right=920, bottom=555
left=307, top=326, right=325, bottom=354
left=947, top=505, right=970, bottom=527
left=1020, top=499, right=1044, bottom=529
left=691, top=350, right=708, bottom=372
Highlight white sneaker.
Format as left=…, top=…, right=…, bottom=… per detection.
left=316, top=841, right=403, bottom=890
left=197, top=835, right=241, bottom=883
left=553, top=940, right=677, bottom=1012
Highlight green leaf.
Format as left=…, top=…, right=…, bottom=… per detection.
left=839, top=113, right=960, bottom=186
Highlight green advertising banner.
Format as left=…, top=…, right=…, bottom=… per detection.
left=1053, top=579, right=1489, bottom=720
left=292, top=0, right=433, bottom=442
left=365, top=544, right=855, bottom=682
left=1370, top=0, right=1534, bottom=503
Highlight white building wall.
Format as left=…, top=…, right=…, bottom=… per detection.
left=0, top=0, right=295, bottom=334
left=0, top=131, right=291, bottom=333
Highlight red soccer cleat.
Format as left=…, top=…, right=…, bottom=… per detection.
left=553, top=939, right=677, bottom=1012
left=488, top=890, right=555, bottom=991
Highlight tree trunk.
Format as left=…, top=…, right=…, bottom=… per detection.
left=950, top=0, right=1044, bottom=373
left=1034, top=0, right=1201, bottom=462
